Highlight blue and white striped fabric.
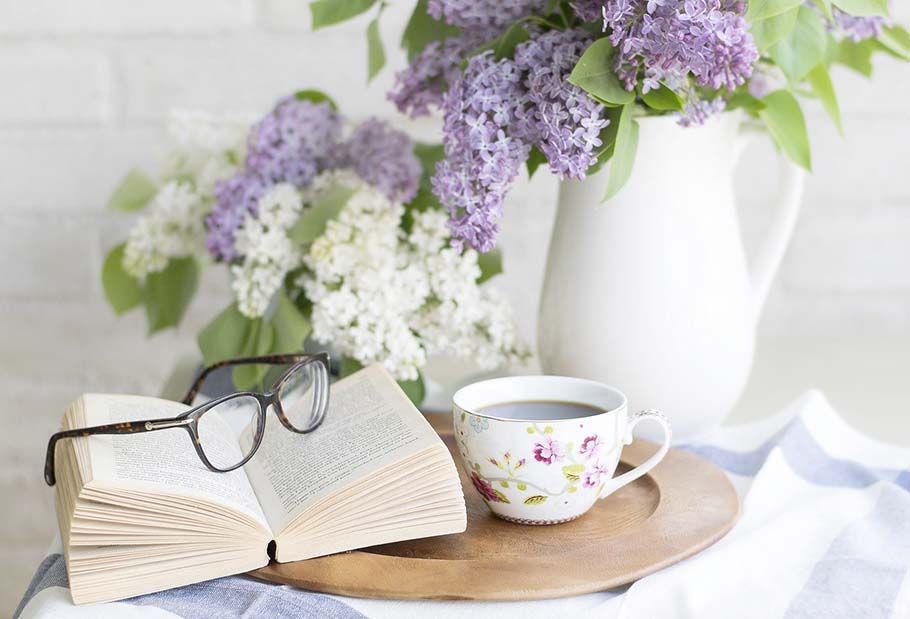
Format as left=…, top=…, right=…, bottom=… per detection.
left=16, top=391, right=910, bottom=619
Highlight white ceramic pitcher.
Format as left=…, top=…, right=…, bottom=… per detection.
left=537, top=113, right=803, bottom=443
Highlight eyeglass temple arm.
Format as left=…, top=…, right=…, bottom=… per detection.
left=180, top=353, right=329, bottom=405
left=44, top=417, right=193, bottom=486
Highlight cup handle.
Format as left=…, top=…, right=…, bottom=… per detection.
left=598, top=409, right=672, bottom=499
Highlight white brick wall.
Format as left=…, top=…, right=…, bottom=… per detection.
left=0, top=45, right=112, bottom=123
left=0, top=1, right=908, bottom=613
left=0, top=1, right=255, bottom=34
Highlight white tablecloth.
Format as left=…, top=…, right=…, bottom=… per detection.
left=16, top=390, right=910, bottom=619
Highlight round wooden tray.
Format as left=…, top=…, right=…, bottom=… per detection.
left=249, top=413, right=740, bottom=600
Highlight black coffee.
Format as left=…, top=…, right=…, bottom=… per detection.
left=478, top=400, right=606, bottom=421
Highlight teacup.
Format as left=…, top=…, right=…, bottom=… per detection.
left=452, top=375, right=672, bottom=525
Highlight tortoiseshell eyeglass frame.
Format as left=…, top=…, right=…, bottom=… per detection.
left=44, top=352, right=330, bottom=486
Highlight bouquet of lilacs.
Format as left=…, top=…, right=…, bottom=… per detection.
left=316, top=0, right=909, bottom=252
left=101, top=91, right=526, bottom=401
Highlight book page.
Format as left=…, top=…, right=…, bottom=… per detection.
left=241, top=365, right=441, bottom=534
left=83, top=394, right=268, bottom=526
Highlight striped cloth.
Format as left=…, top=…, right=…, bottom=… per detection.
left=16, top=391, right=910, bottom=619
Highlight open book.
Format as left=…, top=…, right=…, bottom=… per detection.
left=53, top=364, right=466, bottom=604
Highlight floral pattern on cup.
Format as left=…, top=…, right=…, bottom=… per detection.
left=533, top=436, right=564, bottom=465
left=458, top=414, right=612, bottom=507
left=470, top=471, right=509, bottom=503
left=579, top=434, right=602, bottom=459
left=469, top=415, right=489, bottom=434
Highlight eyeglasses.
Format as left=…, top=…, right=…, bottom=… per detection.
left=44, top=353, right=330, bottom=486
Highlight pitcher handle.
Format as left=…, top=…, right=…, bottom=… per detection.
left=736, top=126, right=805, bottom=321
left=599, top=409, right=672, bottom=499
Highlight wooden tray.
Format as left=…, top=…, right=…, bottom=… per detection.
left=249, top=413, right=739, bottom=600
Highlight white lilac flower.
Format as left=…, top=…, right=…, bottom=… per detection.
left=230, top=183, right=304, bottom=318
left=122, top=181, right=208, bottom=279
left=162, top=110, right=249, bottom=195
left=300, top=172, right=526, bottom=381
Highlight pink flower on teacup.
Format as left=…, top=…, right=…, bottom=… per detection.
left=533, top=437, right=565, bottom=465
left=583, top=464, right=609, bottom=488
left=579, top=434, right=602, bottom=460
left=471, top=471, right=505, bottom=503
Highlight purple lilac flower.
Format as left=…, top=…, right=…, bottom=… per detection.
left=390, top=1, right=546, bottom=117
left=206, top=173, right=268, bottom=261
left=432, top=52, right=531, bottom=252
left=206, top=96, right=420, bottom=261
left=245, top=96, right=341, bottom=185
left=389, top=37, right=476, bottom=117
left=602, top=1, right=758, bottom=94
left=514, top=28, right=608, bottom=178
left=433, top=29, right=609, bottom=251
left=678, top=92, right=727, bottom=127
left=428, top=0, right=546, bottom=33
left=805, top=0, right=889, bottom=42
left=333, top=118, right=422, bottom=202
left=571, top=0, right=607, bottom=21
left=832, top=8, right=887, bottom=42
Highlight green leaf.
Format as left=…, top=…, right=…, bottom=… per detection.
left=491, top=488, right=510, bottom=504
left=832, top=37, right=875, bottom=75
left=561, top=464, right=586, bottom=482
left=759, top=90, right=812, bottom=170
left=232, top=319, right=275, bottom=390
left=751, top=6, right=799, bottom=51
left=476, top=248, right=502, bottom=284
left=492, top=23, right=530, bottom=60
left=340, top=356, right=364, bottom=377
left=524, top=495, right=548, bottom=505
left=401, top=0, right=459, bottom=60
left=271, top=290, right=311, bottom=353
left=568, top=38, right=635, bottom=106
left=876, top=25, right=910, bottom=60
left=831, top=0, right=888, bottom=17
left=107, top=168, right=157, bottom=212
left=413, top=142, right=445, bottom=177
left=397, top=372, right=426, bottom=406
left=143, top=257, right=198, bottom=334
left=294, top=89, right=337, bottom=110
left=806, top=64, right=842, bottom=134
left=640, top=83, right=683, bottom=111
left=525, top=147, right=546, bottom=178
left=288, top=183, right=354, bottom=244
left=770, top=6, right=827, bottom=82
left=366, top=18, right=386, bottom=82
left=746, top=0, right=803, bottom=22
left=402, top=186, right=440, bottom=229
left=310, top=0, right=376, bottom=29
left=603, top=105, right=639, bottom=202
left=101, top=243, right=142, bottom=315
left=517, top=482, right=527, bottom=490
left=198, top=303, right=254, bottom=366
left=811, top=0, right=834, bottom=21
left=727, top=91, right=768, bottom=115
left=585, top=107, right=624, bottom=176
